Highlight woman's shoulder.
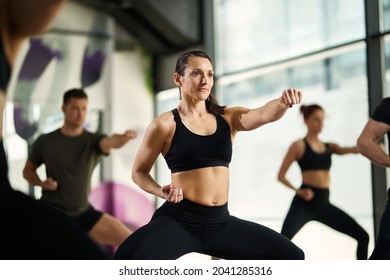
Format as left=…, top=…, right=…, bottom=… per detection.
left=287, top=139, right=305, bottom=160
left=156, top=110, right=175, bottom=123
left=292, top=138, right=305, bottom=146
left=148, top=110, right=176, bottom=133
left=289, top=139, right=305, bottom=153
left=157, top=110, right=175, bottom=119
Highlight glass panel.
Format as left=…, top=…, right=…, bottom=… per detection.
left=214, top=0, right=365, bottom=75
left=384, top=0, right=390, bottom=32
left=385, top=35, right=390, bottom=191
left=384, top=35, right=390, bottom=97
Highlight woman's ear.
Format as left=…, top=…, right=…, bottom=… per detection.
left=173, top=73, right=182, bottom=87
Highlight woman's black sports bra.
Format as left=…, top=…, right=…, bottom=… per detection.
left=297, top=138, right=332, bottom=171
left=164, top=108, right=232, bottom=173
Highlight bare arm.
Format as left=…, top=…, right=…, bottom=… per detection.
left=131, top=113, right=180, bottom=202
left=228, top=88, right=302, bottom=132
left=0, top=0, right=66, bottom=67
left=131, top=120, right=164, bottom=198
left=22, top=160, right=58, bottom=190
left=277, top=140, right=314, bottom=201
left=99, top=129, right=137, bottom=154
left=357, top=119, right=390, bottom=167
left=277, top=141, right=301, bottom=192
left=329, top=142, right=359, bottom=155
left=5, top=0, right=66, bottom=39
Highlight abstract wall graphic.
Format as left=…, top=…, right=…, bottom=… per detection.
left=13, top=38, right=63, bottom=141
left=13, top=103, right=38, bottom=141
left=17, top=38, right=62, bottom=81
left=81, top=44, right=106, bottom=88
left=11, top=34, right=109, bottom=139
left=81, top=15, right=110, bottom=88
left=81, top=14, right=109, bottom=88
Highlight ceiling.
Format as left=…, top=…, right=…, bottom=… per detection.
left=72, top=0, right=202, bottom=55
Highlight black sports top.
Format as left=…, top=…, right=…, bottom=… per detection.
left=164, top=108, right=232, bottom=173
left=297, top=138, right=332, bottom=171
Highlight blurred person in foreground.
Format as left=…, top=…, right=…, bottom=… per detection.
left=357, top=97, right=390, bottom=259
left=0, top=0, right=108, bottom=259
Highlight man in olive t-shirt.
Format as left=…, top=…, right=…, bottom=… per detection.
left=23, top=88, right=137, bottom=248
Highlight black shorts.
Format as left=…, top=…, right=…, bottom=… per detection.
left=71, top=205, right=103, bottom=232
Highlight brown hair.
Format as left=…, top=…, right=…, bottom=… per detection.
left=63, top=88, right=88, bottom=105
left=300, top=104, right=324, bottom=120
left=175, top=50, right=225, bottom=115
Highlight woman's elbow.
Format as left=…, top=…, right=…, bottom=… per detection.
left=22, top=169, right=28, bottom=181
left=131, top=168, right=140, bottom=184
left=277, top=173, right=284, bottom=183
left=131, top=167, right=148, bottom=186
left=356, top=137, right=374, bottom=158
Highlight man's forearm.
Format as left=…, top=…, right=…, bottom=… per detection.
left=357, top=140, right=390, bottom=168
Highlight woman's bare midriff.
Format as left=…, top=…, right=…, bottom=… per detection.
left=302, top=170, right=330, bottom=189
left=171, top=166, right=230, bottom=206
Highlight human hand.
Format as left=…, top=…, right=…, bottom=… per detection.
left=42, top=177, right=58, bottom=191
left=124, top=129, right=137, bottom=140
left=296, top=188, right=314, bottom=201
left=280, top=88, right=303, bottom=108
left=161, top=184, right=183, bottom=203
left=106, top=130, right=137, bottom=149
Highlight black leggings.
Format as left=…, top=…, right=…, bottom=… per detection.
left=113, top=198, right=304, bottom=260
left=281, top=184, right=369, bottom=260
left=369, top=188, right=390, bottom=260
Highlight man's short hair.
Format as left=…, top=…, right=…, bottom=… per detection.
left=63, top=88, right=88, bottom=105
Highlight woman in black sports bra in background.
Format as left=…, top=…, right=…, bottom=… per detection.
left=277, top=104, right=369, bottom=259
left=113, top=50, right=305, bottom=260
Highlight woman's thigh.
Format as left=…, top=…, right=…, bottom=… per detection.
left=203, top=216, right=304, bottom=260
left=113, top=215, right=202, bottom=260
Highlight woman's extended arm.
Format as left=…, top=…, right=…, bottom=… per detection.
left=328, top=142, right=359, bottom=155
left=227, top=88, right=302, bottom=132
